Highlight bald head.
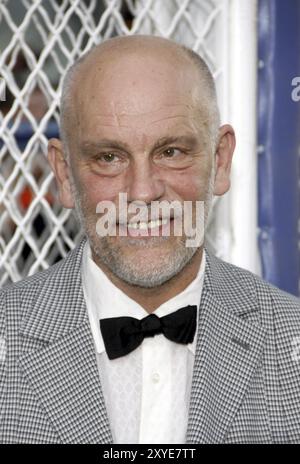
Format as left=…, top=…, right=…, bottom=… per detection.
left=60, top=35, right=220, bottom=154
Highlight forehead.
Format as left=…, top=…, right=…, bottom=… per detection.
left=72, top=50, right=207, bottom=143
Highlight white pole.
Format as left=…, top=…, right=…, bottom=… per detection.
left=228, top=0, right=261, bottom=274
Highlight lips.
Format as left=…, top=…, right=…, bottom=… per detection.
left=127, top=218, right=168, bottom=230
left=117, top=217, right=174, bottom=237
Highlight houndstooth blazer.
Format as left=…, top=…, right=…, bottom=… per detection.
left=1, top=237, right=300, bottom=444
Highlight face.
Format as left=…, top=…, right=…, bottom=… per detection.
left=49, top=47, right=235, bottom=288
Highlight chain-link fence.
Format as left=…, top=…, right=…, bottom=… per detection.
left=0, top=0, right=258, bottom=286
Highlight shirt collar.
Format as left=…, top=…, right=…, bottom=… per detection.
left=81, top=241, right=206, bottom=356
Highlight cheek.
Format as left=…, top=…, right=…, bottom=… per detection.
left=75, top=170, right=125, bottom=205
left=164, top=169, right=211, bottom=201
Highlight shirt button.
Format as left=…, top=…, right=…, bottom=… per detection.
left=152, top=372, right=160, bottom=383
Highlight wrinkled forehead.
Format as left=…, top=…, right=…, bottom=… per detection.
left=78, top=51, right=204, bottom=113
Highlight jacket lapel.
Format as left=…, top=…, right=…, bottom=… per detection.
left=19, top=238, right=113, bottom=444
left=186, top=251, right=267, bottom=443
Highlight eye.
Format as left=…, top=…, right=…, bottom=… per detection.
left=100, top=153, right=118, bottom=162
left=163, top=147, right=181, bottom=158
left=88, top=149, right=128, bottom=176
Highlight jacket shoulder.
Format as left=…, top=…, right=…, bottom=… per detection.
left=0, top=238, right=86, bottom=297
left=0, top=239, right=86, bottom=327
left=1, top=257, right=67, bottom=295
left=206, top=251, right=300, bottom=324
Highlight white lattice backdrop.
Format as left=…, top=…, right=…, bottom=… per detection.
left=0, top=0, right=259, bottom=287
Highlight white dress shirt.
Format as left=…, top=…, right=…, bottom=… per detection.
left=81, top=241, right=205, bottom=444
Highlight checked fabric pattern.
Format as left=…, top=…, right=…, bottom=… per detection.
left=0, top=237, right=300, bottom=443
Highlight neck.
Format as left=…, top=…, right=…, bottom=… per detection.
left=91, top=247, right=204, bottom=313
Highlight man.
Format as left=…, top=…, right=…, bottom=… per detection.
left=1, top=35, right=300, bottom=444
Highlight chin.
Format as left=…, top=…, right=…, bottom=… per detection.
left=94, top=237, right=197, bottom=288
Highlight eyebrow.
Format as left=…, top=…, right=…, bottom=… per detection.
left=152, top=135, right=199, bottom=151
left=80, top=135, right=199, bottom=155
left=80, top=139, right=131, bottom=153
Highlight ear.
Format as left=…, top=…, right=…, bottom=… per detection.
left=47, top=138, right=75, bottom=209
left=213, top=124, right=236, bottom=196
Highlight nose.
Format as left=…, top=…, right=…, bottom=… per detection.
left=126, top=158, right=165, bottom=204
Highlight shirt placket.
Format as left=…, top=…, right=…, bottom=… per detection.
left=139, top=336, right=172, bottom=444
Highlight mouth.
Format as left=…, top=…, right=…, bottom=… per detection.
left=127, top=217, right=168, bottom=230
left=117, top=217, right=174, bottom=237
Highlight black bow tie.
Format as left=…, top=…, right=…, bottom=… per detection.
left=100, top=305, right=197, bottom=360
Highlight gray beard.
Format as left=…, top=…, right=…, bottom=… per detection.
left=88, top=233, right=198, bottom=288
